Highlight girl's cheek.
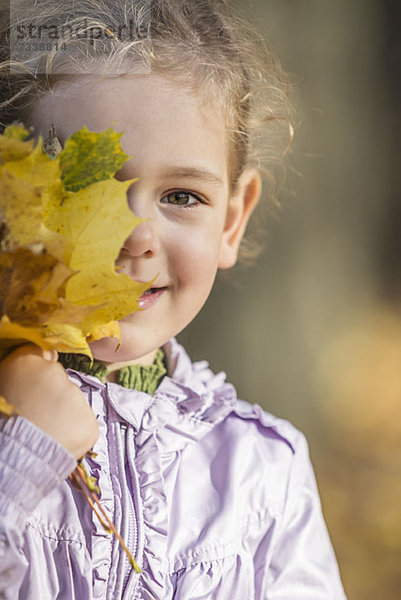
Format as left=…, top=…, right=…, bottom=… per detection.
left=170, top=222, right=222, bottom=254
left=169, top=230, right=221, bottom=279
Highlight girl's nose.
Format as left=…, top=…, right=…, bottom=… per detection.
left=121, top=218, right=161, bottom=258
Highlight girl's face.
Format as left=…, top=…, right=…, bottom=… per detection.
left=29, top=74, right=260, bottom=366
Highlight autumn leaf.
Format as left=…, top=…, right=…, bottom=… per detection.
left=0, top=395, right=19, bottom=417
left=3, top=123, right=31, bottom=141
left=43, top=177, right=150, bottom=335
left=0, top=248, right=73, bottom=327
left=0, top=171, right=43, bottom=251
left=0, top=123, right=34, bottom=162
left=0, top=248, right=93, bottom=359
left=0, top=134, right=65, bottom=258
left=5, top=138, right=61, bottom=188
left=0, top=315, right=89, bottom=360
left=0, top=123, right=149, bottom=358
left=59, top=126, right=129, bottom=192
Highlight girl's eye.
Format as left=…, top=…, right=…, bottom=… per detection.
left=160, top=191, right=202, bottom=208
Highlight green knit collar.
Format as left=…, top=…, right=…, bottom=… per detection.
left=58, top=348, right=167, bottom=395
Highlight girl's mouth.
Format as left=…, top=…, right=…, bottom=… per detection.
left=138, top=286, right=167, bottom=309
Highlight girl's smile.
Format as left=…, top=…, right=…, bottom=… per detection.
left=28, top=73, right=260, bottom=370
left=137, top=285, right=167, bottom=309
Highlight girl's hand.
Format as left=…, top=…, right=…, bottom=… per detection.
left=0, top=344, right=99, bottom=460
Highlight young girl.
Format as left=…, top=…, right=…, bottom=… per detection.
left=0, top=1, right=346, bottom=598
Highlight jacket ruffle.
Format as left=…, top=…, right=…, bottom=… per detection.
left=131, top=339, right=238, bottom=597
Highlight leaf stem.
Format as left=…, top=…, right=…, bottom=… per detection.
left=69, top=463, right=142, bottom=574
left=69, top=470, right=112, bottom=532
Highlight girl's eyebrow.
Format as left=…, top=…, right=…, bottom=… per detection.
left=161, top=165, right=223, bottom=186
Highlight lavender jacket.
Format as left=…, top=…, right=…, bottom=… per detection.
left=0, top=338, right=346, bottom=599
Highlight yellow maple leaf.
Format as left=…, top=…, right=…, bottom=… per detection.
left=0, top=248, right=93, bottom=358
left=43, top=177, right=150, bottom=335
left=4, top=138, right=61, bottom=188
left=86, top=320, right=121, bottom=344
left=0, top=248, right=73, bottom=327
left=0, top=169, right=44, bottom=251
left=0, top=315, right=90, bottom=359
left=0, top=395, right=20, bottom=417
left=0, top=124, right=34, bottom=162
left=0, top=141, right=66, bottom=258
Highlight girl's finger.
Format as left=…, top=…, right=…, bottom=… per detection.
left=42, top=349, right=59, bottom=362
left=6, top=344, right=59, bottom=362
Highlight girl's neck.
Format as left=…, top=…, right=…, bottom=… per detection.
left=99, top=348, right=160, bottom=382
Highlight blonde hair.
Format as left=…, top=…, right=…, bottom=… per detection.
left=0, top=0, right=295, bottom=263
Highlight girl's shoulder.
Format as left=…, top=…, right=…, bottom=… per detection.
left=220, top=399, right=315, bottom=505
left=158, top=340, right=320, bottom=551
left=164, top=338, right=311, bottom=478
left=229, top=398, right=307, bottom=462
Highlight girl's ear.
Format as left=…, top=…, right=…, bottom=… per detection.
left=218, top=167, right=261, bottom=269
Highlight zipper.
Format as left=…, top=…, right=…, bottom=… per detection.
left=120, top=422, right=136, bottom=590
left=119, top=422, right=142, bottom=599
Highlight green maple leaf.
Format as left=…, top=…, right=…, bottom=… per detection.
left=59, top=126, right=130, bottom=192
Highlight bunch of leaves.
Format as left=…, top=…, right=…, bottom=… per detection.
left=0, top=123, right=150, bottom=360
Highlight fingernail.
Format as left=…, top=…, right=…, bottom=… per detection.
left=43, top=350, right=57, bottom=361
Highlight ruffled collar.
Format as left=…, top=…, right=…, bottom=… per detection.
left=58, top=348, right=167, bottom=395
left=63, top=339, right=238, bottom=435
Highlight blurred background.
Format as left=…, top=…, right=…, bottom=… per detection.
left=178, top=1, right=401, bottom=598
